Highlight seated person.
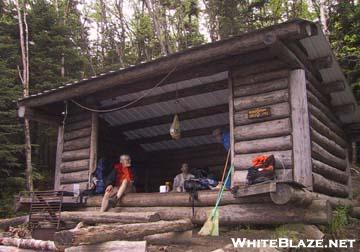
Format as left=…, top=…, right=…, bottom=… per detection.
left=172, top=163, right=195, bottom=192
left=100, top=154, right=134, bottom=212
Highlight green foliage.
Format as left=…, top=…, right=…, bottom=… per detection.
left=329, top=205, right=349, bottom=235
left=329, top=1, right=360, bottom=101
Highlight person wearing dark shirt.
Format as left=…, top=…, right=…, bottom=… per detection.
left=100, top=154, right=134, bottom=212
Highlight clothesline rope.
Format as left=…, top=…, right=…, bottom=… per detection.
left=70, top=66, right=178, bottom=113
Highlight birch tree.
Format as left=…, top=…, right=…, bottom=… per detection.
left=15, top=0, right=33, bottom=191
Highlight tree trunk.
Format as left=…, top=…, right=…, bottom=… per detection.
left=0, top=237, right=56, bottom=251
left=16, top=0, right=33, bottom=191
left=144, top=0, right=168, bottom=55
left=54, top=219, right=193, bottom=248
left=60, top=211, right=160, bottom=224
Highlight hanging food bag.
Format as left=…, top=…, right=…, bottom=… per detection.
left=170, top=114, right=181, bottom=140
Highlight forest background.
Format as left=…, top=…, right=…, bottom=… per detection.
left=0, top=0, right=359, bottom=217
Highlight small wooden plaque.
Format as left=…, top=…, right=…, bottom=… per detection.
left=248, top=107, right=271, bottom=119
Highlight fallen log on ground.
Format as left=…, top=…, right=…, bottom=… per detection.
left=0, top=237, right=57, bottom=251
left=144, top=230, right=193, bottom=245
left=81, top=200, right=332, bottom=225
left=84, top=191, right=271, bottom=207
left=269, top=183, right=352, bottom=207
left=60, top=211, right=160, bottom=224
left=54, top=218, right=193, bottom=248
left=0, top=215, right=29, bottom=230
left=64, top=241, right=147, bottom=252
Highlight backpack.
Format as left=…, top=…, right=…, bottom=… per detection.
left=246, top=155, right=275, bottom=185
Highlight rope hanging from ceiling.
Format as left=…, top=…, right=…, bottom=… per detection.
left=69, top=66, right=178, bottom=113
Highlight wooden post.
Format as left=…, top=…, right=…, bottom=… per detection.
left=289, top=69, right=313, bottom=189
left=54, top=125, right=64, bottom=191
left=228, top=71, right=235, bottom=186
left=88, top=112, right=98, bottom=183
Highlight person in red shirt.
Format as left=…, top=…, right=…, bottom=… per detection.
left=100, top=154, right=135, bottom=212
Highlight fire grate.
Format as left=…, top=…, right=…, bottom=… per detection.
left=29, top=191, right=63, bottom=230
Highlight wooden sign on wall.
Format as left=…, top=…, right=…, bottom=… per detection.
left=248, top=107, right=271, bottom=119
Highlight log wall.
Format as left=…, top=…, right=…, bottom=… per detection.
left=306, top=79, right=351, bottom=198
left=230, top=66, right=294, bottom=186
left=55, top=106, right=98, bottom=192
left=230, top=66, right=351, bottom=198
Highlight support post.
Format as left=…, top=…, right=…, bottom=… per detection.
left=289, top=69, right=313, bottom=189
left=54, top=125, right=64, bottom=191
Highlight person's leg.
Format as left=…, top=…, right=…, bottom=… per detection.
left=100, top=186, right=118, bottom=212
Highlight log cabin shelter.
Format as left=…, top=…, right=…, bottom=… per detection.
left=17, top=19, right=360, bottom=200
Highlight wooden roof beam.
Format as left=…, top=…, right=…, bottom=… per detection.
left=333, top=103, right=356, bottom=115
left=112, top=104, right=229, bottom=132
left=311, top=55, right=333, bottom=70
left=100, top=79, right=228, bottom=111
left=18, top=20, right=317, bottom=108
left=129, top=124, right=229, bottom=145
left=323, top=81, right=346, bottom=94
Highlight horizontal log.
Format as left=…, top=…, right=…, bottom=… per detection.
left=310, top=128, right=346, bottom=159
left=309, top=115, right=347, bottom=148
left=350, top=207, right=360, bottom=219
left=234, top=89, right=288, bottom=111
left=62, top=148, right=90, bottom=162
left=0, top=237, right=57, bottom=251
left=65, top=120, right=92, bottom=132
left=54, top=219, right=193, bottom=248
left=234, top=102, right=290, bottom=126
left=59, top=182, right=88, bottom=192
left=234, top=118, right=291, bottom=141
left=306, top=81, right=331, bottom=108
left=232, top=69, right=289, bottom=86
left=307, top=90, right=340, bottom=125
left=0, top=215, right=29, bottom=230
left=60, top=211, right=160, bottom=224
left=270, top=183, right=314, bottom=206
left=60, top=159, right=90, bottom=173
left=312, top=142, right=347, bottom=171
left=85, top=190, right=269, bottom=207
left=308, top=103, right=346, bottom=139
left=90, top=200, right=331, bottom=226
left=63, top=137, right=91, bottom=152
left=116, top=104, right=228, bottom=132
left=233, top=78, right=288, bottom=97
left=64, top=127, right=92, bottom=141
left=234, top=150, right=292, bottom=170
left=313, top=173, right=349, bottom=198
left=312, top=159, right=349, bottom=184
left=64, top=241, right=147, bottom=252
left=234, top=135, right=292, bottom=154
left=60, top=170, right=89, bottom=184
